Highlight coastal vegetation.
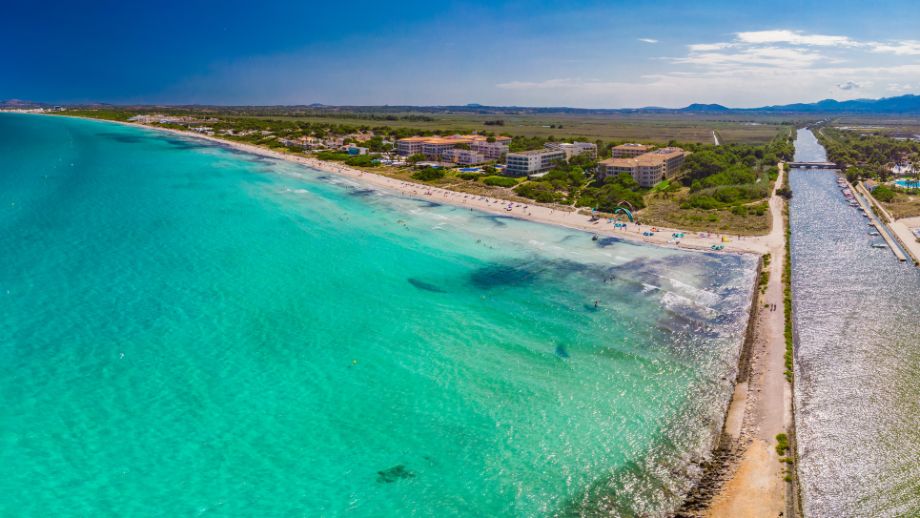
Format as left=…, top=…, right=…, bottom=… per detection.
left=816, top=127, right=920, bottom=180
left=411, top=167, right=445, bottom=181
left=482, top=175, right=519, bottom=187
left=815, top=127, right=920, bottom=217
left=638, top=129, right=794, bottom=234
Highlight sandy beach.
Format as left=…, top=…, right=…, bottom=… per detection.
left=99, top=119, right=778, bottom=257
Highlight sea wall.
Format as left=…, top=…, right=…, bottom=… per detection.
left=675, top=254, right=763, bottom=516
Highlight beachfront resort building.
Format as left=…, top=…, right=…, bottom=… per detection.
left=280, top=136, right=323, bottom=149
left=505, top=149, right=567, bottom=177
left=611, top=143, right=653, bottom=158
left=440, top=148, right=487, bottom=165
left=598, top=147, right=687, bottom=187
left=396, top=135, right=511, bottom=162
left=470, top=140, right=510, bottom=160
left=544, top=141, right=597, bottom=160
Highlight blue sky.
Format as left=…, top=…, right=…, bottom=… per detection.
left=6, top=0, right=920, bottom=107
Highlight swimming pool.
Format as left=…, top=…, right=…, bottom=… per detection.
left=894, top=179, right=920, bottom=189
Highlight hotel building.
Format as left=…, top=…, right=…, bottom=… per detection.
left=440, top=148, right=487, bottom=165
left=544, top=141, right=598, bottom=160
left=505, top=149, right=567, bottom=177
left=611, top=143, right=653, bottom=158
left=396, top=135, right=511, bottom=161
left=470, top=140, right=509, bottom=160
left=598, top=147, right=687, bottom=187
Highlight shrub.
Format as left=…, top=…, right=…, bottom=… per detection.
left=457, top=172, right=481, bottom=181
left=315, top=151, right=350, bottom=161
left=873, top=185, right=896, bottom=202
left=411, top=168, right=445, bottom=181
left=514, top=181, right=561, bottom=203
left=775, top=433, right=790, bottom=456
left=482, top=176, right=518, bottom=187
left=344, top=155, right=377, bottom=167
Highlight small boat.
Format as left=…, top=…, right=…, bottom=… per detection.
left=868, top=231, right=880, bottom=236
left=872, top=243, right=888, bottom=249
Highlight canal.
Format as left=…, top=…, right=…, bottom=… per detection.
left=790, top=129, right=920, bottom=516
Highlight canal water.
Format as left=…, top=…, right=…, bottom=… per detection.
left=790, top=129, right=920, bottom=516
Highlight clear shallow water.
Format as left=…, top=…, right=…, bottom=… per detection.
left=791, top=129, right=920, bottom=517
left=0, top=114, right=756, bottom=517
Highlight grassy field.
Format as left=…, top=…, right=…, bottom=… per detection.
left=241, top=112, right=789, bottom=144
left=832, top=117, right=920, bottom=138
left=880, top=190, right=920, bottom=219
left=638, top=190, right=772, bottom=235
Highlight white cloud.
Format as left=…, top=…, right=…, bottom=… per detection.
left=870, top=40, right=920, bottom=55
left=735, top=29, right=857, bottom=47
left=887, top=82, right=915, bottom=92
left=492, top=28, right=920, bottom=108
left=687, top=43, right=733, bottom=52
left=638, top=38, right=658, bottom=44
left=675, top=46, right=825, bottom=68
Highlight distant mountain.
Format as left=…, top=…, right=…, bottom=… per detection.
left=0, top=99, right=51, bottom=109
left=749, top=95, right=920, bottom=114
left=11, top=94, right=920, bottom=116
left=683, top=103, right=731, bottom=112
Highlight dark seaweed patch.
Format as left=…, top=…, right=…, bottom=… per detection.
left=161, top=138, right=209, bottom=151
left=594, top=236, right=625, bottom=248
left=376, top=465, right=415, bottom=484
left=408, top=278, right=447, bottom=293
left=349, top=188, right=376, bottom=197
left=478, top=214, right=514, bottom=227
left=95, top=132, right=148, bottom=144
left=469, top=263, right=538, bottom=289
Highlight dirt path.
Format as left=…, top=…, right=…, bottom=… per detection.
left=703, top=164, right=791, bottom=517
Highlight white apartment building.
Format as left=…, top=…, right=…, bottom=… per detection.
left=544, top=141, right=597, bottom=160
left=441, top=148, right=487, bottom=165
left=470, top=140, right=509, bottom=160
left=505, top=149, right=566, bottom=177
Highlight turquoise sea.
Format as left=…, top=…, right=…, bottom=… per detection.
left=0, top=114, right=756, bottom=517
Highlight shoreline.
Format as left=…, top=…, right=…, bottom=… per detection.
left=46, top=113, right=776, bottom=257
left=39, top=115, right=791, bottom=516
left=692, top=163, right=794, bottom=517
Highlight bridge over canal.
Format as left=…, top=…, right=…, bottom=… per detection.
left=787, top=161, right=838, bottom=169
